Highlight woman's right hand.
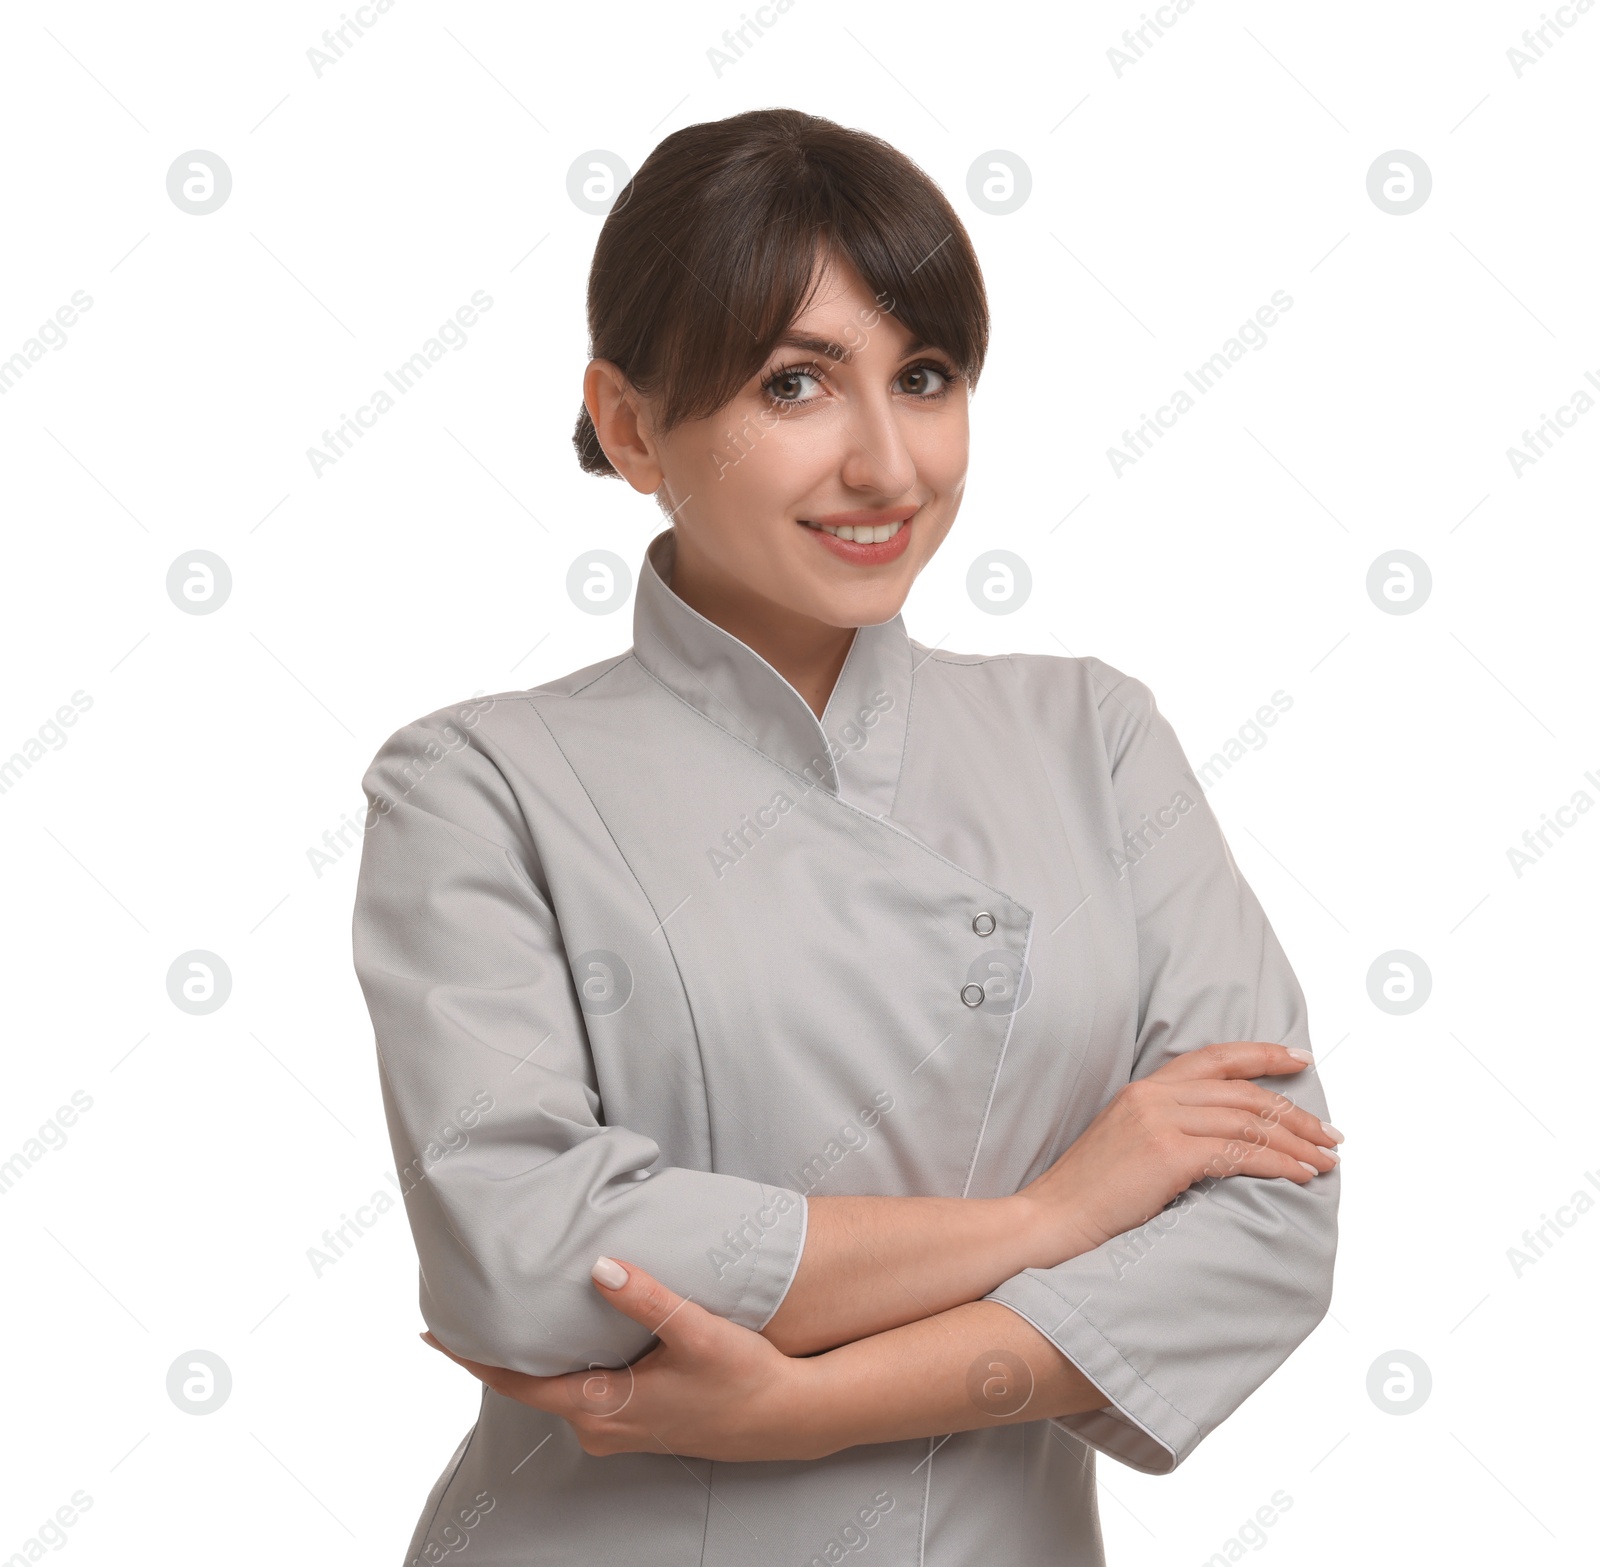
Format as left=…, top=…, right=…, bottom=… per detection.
left=1018, top=1041, right=1342, bottom=1261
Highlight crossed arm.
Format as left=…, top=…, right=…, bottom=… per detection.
left=430, top=1267, right=1101, bottom=1462
left=424, top=1042, right=1341, bottom=1460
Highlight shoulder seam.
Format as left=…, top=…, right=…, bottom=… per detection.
left=560, top=651, right=634, bottom=698
left=495, top=651, right=634, bottom=705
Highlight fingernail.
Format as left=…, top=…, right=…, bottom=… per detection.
left=1320, top=1120, right=1345, bottom=1144
left=591, top=1256, right=628, bottom=1289
left=1297, top=1160, right=1318, bottom=1175
left=1286, top=1048, right=1314, bottom=1062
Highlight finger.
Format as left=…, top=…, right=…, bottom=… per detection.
left=418, top=1331, right=578, bottom=1413
left=1172, top=1080, right=1340, bottom=1147
left=1191, top=1134, right=1335, bottom=1184
left=589, top=1256, right=715, bottom=1348
left=1173, top=1109, right=1339, bottom=1172
left=1152, top=1041, right=1314, bottom=1084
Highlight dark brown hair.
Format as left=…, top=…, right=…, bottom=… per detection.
left=574, top=108, right=989, bottom=476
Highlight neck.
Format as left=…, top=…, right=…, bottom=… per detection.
left=665, top=532, right=856, bottom=720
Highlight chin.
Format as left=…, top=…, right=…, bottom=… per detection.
left=800, top=580, right=913, bottom=629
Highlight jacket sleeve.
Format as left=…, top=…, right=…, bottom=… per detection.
left=350, top=703, right=809, bottom=1377
left=985, top=660, right=1339, bottom=1473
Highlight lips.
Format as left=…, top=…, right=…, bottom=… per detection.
left=798, top=506, right=917, bottom=566
left=805, top=517, right=907, bottom=543
left=799, top=514, right=914, bottom=565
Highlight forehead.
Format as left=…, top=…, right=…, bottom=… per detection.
left=777, top=252, right=927, bottom=362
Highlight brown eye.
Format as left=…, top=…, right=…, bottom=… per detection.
left=899, top=362, right=952, bottom=396
left=762, top=364, right=826, bottom=405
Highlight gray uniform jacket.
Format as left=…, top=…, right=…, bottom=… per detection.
left=351, top=529, right=1339, bottom=1567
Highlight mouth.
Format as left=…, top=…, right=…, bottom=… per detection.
left=798, top=509, right=916, bottom=565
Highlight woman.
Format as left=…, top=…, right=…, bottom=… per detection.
left=351, top=108, right=1340, bottom=1567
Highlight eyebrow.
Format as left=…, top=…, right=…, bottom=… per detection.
left=773, top=331, right=934, bottom=365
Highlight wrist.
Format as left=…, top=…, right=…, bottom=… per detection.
left=780, top=1348, right=850, bottom=1461
left=1011, top=1181, right=1103, bottom=1268
left=1003, top=1190, right=1057, bottom=1271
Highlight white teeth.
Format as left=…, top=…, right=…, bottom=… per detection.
left=806, top=519, right=906, bottom=543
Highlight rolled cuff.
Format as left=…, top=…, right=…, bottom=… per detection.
left=987, top=1271, right=1190, bottom=1475
left=415, top=1161, right=811, bottom=1376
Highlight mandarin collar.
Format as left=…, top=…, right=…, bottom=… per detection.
left=630, top=530, right=913, bottom=815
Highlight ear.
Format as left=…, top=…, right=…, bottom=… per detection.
left=583, top=359, right=663, bottom=497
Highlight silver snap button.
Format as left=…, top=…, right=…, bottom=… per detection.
left=960, top=982, right=986, bottom=1008
left=972, top=911, right=996, bottom=937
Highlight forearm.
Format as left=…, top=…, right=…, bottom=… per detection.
left=761, top=1193, right=1082, bottom=1356
left=789, top=1298, right=1110, bottom=1456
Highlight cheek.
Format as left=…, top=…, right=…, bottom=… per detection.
left=720, top=419, right=822, bottom=499
left=683, top=399, right=830, bottom=517
left=698, top=436, right=814, bottom=567
left=909, top=403, right=969, bottom=491
left=705, top=422, right=848, bottom=570
left=905, top=415, right=967, bottom=540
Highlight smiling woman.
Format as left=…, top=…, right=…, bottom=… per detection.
left=352, top=106, right=1340, bottom=1567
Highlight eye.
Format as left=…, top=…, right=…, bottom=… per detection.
left=762, top=361, right=828, bottom=407
left=898, top=360, right=955, bottom=398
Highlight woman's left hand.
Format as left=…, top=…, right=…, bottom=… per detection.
left=420, top=1257, right=831, bottom=1462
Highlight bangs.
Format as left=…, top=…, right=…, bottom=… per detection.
left=648, top=157, right=989, bottom=425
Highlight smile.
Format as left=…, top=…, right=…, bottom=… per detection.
left=800, top=518, right=907, bottom=543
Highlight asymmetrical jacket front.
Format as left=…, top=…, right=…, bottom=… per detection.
left=351, top=528, right=1339, bottom=1567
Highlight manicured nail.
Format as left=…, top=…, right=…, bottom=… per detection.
left=1297, top=1160, right=1318, bottom=1175
left=591, top=1256, right=628, bottom=1289
left=1320, top=1120, right=1345, bottom=1144
left=1285, top=1048, right=1314, bottom=1062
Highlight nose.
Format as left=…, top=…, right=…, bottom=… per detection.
left=837, top=383, right=917, bottom=499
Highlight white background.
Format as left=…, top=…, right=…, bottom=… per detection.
left=2, top=1, right=1595, bottom=1562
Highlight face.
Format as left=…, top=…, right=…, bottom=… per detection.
left=591, top=248, right=970, bottom=631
